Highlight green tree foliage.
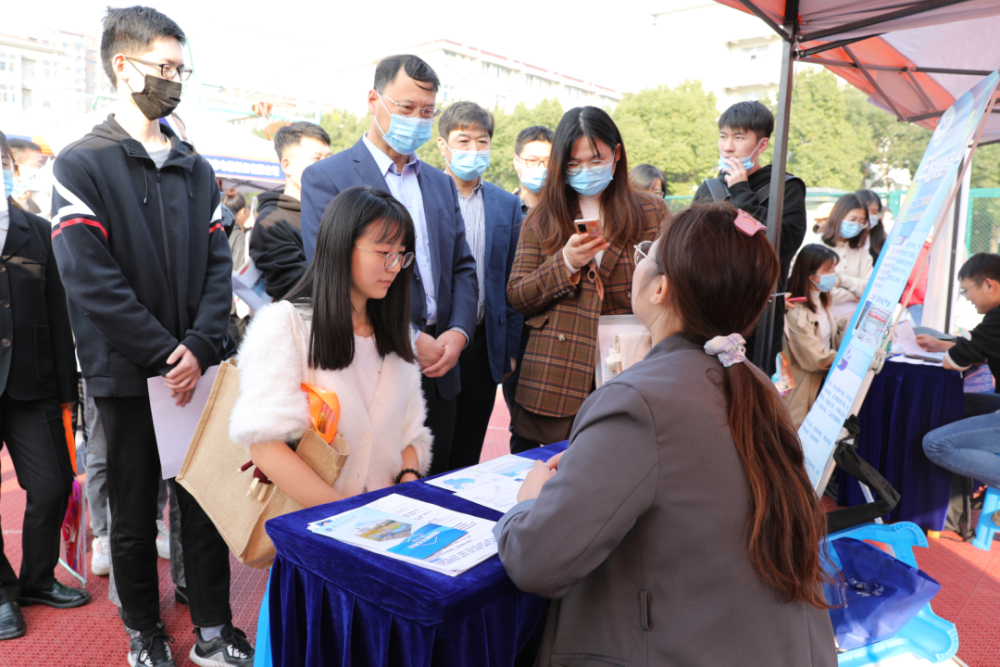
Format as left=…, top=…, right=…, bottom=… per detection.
left=611, top=81, right=720, bottom=195
left=318, top=109, right=371, bottom=155
left=971, top=143, right=1000, bottom=189
left=782, top=69, right=874, bottom=191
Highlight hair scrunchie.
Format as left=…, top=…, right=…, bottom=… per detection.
left=704, top=334, right=747, bottom=368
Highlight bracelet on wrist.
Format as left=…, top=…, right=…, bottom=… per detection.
left=395, top=468, right=422, bottom=485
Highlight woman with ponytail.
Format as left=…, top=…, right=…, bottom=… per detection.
left=494, top=203, right=835, bottom=666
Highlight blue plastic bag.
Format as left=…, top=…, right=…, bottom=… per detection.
left=825, top=538, right=942, bottom=650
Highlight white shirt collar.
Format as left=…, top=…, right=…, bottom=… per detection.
left=362, top=132, right=420, bottom=177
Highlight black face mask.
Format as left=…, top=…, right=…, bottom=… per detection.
left=130, top=74, right=182, bottom=120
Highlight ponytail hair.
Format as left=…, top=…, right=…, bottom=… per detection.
left=655, top=203, right=830, bottom=608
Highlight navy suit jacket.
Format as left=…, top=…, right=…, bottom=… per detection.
left=480, top=182, right=524, bottom=383
left=300, top=137, right=478, bottom=399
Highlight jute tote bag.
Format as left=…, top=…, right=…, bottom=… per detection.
left=177, top=303, right=349, bottom=569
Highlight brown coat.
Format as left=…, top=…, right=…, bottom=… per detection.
left=506, top=193, right=668, bottom=418
left=782, top=302, right=847, bottom=429
left=495, top=335, right=837, bottom=667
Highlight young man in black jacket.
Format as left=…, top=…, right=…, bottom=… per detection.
left=249, top=122, right=331, bottom=299
left=51, top=7, right=252, bottom=667
left=694, top=101, right=807, bottom=375
left=0, top=131, right=88, bottom=641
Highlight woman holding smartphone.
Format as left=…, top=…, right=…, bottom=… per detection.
left=506, top=106, right=670, bottom=453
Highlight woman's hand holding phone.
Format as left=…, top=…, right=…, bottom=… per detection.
left=564, top=219, right=608, bottom=271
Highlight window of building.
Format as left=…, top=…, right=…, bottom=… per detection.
left=742, top=44, right=770, bottom=61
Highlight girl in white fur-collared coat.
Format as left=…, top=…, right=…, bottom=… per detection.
left=229, top=186, right=432, bottom=508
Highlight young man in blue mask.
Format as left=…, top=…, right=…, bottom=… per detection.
left=51, top=7, right=252, bottom=667
left=513, top=126, right=554, bottom=215
left=694, top=100, right=807, bottom=375
left=300, top=55, right=478, bottom=476
left=434, top=102, right=523, bottom=470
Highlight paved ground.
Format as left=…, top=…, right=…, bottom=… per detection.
left=1, top=389, right=998, bottom=666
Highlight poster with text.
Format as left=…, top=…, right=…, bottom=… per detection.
left=799, top=71, right=1000, bottom=488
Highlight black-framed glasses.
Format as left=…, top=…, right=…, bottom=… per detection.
left=517, top=155, right=550, bottom=169
left=633, top=240, right=659, bottom=268
left=127, top=56, right=193, bottom=81
left=380, top=93, right=441, bottom=120
left=959, top=279, right=985, bottom=298
left=355, top=245, right=415, bottom=270
left=566, top=154, right=613, bottom=176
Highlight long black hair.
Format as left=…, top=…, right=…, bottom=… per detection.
left=285, top=186, right=416, bottom=370
left=530, top=106, right=643, bottom=255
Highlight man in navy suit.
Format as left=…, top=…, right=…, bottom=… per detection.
left=301, top=55, right=478, bottom=475
left=434, top=102, right=523, bottom=470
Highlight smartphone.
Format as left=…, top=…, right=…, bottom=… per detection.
left=787, top=296, right=807, bottom=303
left=574, top=218, right=603, bottom=239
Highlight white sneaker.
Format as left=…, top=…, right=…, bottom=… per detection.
left=91, top=536, right=110, bottom=576
left=156, top=520, right=170, bottom=560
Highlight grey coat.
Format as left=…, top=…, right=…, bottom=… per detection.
left=494, top=334, right=836, bottom=667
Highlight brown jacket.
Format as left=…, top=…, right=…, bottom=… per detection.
left=507, top=193, right=668, bottom=418
left=495, top=335, right=837, bottom=667
left=782, top=301, right=847, bottom=429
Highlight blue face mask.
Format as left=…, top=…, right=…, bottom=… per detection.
left=445, top=146, right=491, bottom=182
left=520, top=166, right=547, bottom=193
left=2, top=170, right=12, bottom=199
left=840, top=219, right=865, bottom=239
left=567, top=161, right=614, bottom=197
left=812, top=273, right=837, bottom=293
left=718, top=139, right=763, bottom=173
left=718, top=155, right=755, bottom=172
left=376, top=94, right=434, bottom=155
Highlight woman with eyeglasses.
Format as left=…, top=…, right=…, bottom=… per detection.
left=230, top=186, right=432, bottom=507
left=819, top=192, right=874, bottom=319
left=506, top=106, right=670, bottom=453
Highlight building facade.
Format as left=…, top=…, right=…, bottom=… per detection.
left=650, top=1, right=791, bottom=111
left=336, top=39, right=621, bottom=115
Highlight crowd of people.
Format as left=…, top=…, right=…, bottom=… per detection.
left=2, top=4, right=998, bottom=667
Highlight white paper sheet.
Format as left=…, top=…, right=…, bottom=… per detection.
left=232, top=258, right=272, bottom=313
left=308, top=494, right=497, bottom=576
left=894, top=320, right=945, bottom=362
left=147, top=365, right=219, bottom=480
left=424, top=454, right=537, bottom=514
left=454, top=479, right=522, bottom=513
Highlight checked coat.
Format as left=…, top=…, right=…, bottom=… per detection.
left=507, top=193, right=670, bottom=418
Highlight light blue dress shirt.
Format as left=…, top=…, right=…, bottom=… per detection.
left=362, top=133, right=438, bottom=326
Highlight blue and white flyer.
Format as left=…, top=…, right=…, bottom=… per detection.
left=308, top=494, right=498, bottom=576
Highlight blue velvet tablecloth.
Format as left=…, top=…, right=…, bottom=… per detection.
left=837, top=359, right=964, bottom=532
left=265, top=442, right=568, bottom=667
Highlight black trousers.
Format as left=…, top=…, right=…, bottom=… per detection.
left=424, top=374, right=458, bottom=477
left=964, top=391, right=1000, bottom=418
left=0, top=394, right=74, bottom=603
left=95, top=396, right=232, bottom=632
left=450, top=324, right=498, bottom=471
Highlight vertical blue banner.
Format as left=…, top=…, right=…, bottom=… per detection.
left=799, top=71, right=1000, bottom=488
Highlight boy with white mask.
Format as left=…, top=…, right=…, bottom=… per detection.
left=434, top=102, right=524, bottom=470
left=694, top=100, right=807, bottom=376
